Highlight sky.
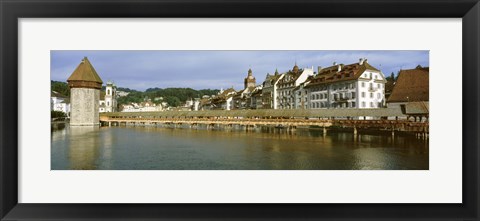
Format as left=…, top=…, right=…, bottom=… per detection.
left=51, top=50, right=429, bottom=91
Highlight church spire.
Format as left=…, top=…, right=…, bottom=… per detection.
left=244, top=68, right=256, bottom=89
left=292, top=62, right=299, bottom=74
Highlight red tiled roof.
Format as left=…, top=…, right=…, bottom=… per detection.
left=387, top=67, right=429, bottom=103
left=278, top=69, right=304, bottom=86
left=305, top=61, right=381, bottom=88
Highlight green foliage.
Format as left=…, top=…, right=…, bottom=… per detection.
left=117, top=91, right=145, bottom=104
left=51, top=110, right=67, bottom=118
left=50, top=80, right=219, bottom=108
left=118, top=88, right=219, bottom=107
left=386, top=72, right=395, bottom=82
left=51, top=81, right=70, bottom=97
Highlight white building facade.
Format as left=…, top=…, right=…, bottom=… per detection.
left=261, top=70, right=284, bottom=109
left=276, top=64, right=314, bottom=109
left=51, top=91, right=71, bottom=116
left=306, top=59, right=386, bottom=109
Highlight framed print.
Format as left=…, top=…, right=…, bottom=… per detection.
left=1, top=0, right=479, bottom=220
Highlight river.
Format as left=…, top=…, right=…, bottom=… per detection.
left=51, top=124, right=429, bottom=170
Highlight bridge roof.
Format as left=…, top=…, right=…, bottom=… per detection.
left=101, top=108, right=405, bottom=118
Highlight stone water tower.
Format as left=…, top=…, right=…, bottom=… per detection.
left=67, top=57, right=103, bottom=126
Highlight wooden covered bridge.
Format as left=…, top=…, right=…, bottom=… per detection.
left=100, top=108, right=429, bottom=138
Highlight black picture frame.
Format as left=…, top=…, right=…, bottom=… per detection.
left=1, top=0, right=479, bottom=220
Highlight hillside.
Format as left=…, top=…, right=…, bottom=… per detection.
left=118, top=87, right=219, bottom=107
left=50, top=81, right=219, bottom=107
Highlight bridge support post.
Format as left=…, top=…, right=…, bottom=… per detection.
left=287, top=125, right=295, bottom=132
left=353, top=127, right=357, bottom=136
left=323, top=127, right=327, bottom=136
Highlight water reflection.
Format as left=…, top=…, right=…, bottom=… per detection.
left=70, top=126, right=102, bottom=169
left=51, top=125, right=429, bottom=170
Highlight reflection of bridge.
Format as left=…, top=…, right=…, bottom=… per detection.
left=99, top=108, right=428, bottom=138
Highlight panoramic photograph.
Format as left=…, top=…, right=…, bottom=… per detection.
left=51, top=50, right=429, bottom=170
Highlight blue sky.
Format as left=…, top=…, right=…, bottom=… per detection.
left=51, top=50, right=429, bottom=91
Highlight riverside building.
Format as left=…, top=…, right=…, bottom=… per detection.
left=261, top=69, right=284, bottom=109
left=305, top=58, right=386, bottom=109
left=276, top=63, right=315, bottom=109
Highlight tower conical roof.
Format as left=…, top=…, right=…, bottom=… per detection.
left=67, top=57, right=103, bottom=89
left=67, top=57, right=103, bottom=83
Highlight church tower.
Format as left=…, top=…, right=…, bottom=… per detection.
left=244, top=68, right=256, bottom=89
left=292, top=62, right=300, bottom=74
left=67, top=57, right=103, bottom=126
left=105, top=82, right=117, bottom=112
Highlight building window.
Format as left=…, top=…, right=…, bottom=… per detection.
left=362, top=92, right=365, bottom=98
left=107, top=89, right=110, bottom=95
left=107, top=101, right=110, bottom=106
left=362, top=102, right=366, bottom=107
left=370, top=102, right=374, bottom=107
left=351, top=92, right=356, bottom=99
left=378, top=102, right=383, bottom=107
left=361, top=82, right=365, bottom=87
left=377, top=93, right=381, bottom=99
left=370, top=93, right=373, bottom=98
left=352, top=102, right=356, bottom=108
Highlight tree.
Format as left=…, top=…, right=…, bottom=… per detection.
left=117, top=87, right=219, bottom=107
left=51, top=81, right=70, bottom=97
left=51, top=110, right=66, bottom=118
